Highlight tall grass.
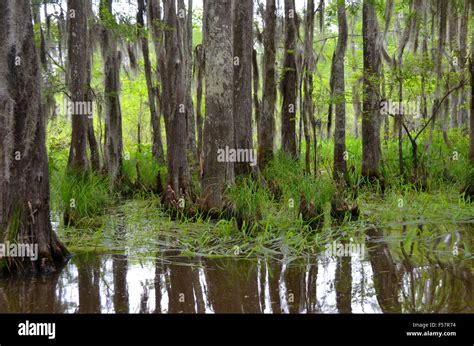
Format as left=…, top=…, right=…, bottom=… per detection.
left=50, top=170, right=110, bottom=226
left=121, top=144, right=165, bottom=196
left=264, top=152, right=335, bottom=211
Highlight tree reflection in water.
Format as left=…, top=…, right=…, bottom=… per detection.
left=0, top=224, right=472, bottom=313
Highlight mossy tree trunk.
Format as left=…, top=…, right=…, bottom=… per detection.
left=147, top=0, right=166, bottom=165
left=161, top=0, right=191, bottom=201
left=0, top=0, right=69, bottom=274
left=137, top=0, right=165, bottom=180
left=67, top=0, right=89, bottom=173
left=85, top=0, right=101, bottom=172
left=100, top=0, right=124, bottom=190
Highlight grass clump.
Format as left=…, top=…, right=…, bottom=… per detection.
left=121, top=145, right=165, bottom=196
left=50, top=171, right=110, bottom=227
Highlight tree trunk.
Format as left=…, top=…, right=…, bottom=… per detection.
left=280, top=0, right=297, bottom=157
left=351, top=17, right=361, bottom=139
left=394, top=2, right=414, bottom=177
left=302, top=0, right=315, bottom=174
left=200, top=0, right=235, bottom=210
left=67, top=0, right=89, bottom=173
left=258, top=0, right=277, bottom=169
left=100, top=0, right=124, bottom=190
left=33, top=0, right=57, bottom=122
left=85, top=0, right=100, bottom=172
left=327, top=50, right=335, bottom=139
left=449, top=4, right=459, bottom=129
left=181, top=0, right=197, bottom=167
left=161, top=0, right=190, bottom=201
left=441, top=2, right=452, bottom=149
left=458, top=8, right=469, bottom=127
left=469, top=26, right=474, bottom=164
left=233, top=0, right=254, bottom=175
left=252, top=49, right=261, bottom=143
left=361, top=0, right=382, bottom=179
left=147, top=0, right=166, bottom=165
left=137, top=0, right=161, bottom=167
left=0, top=0, right=69, bottom=273
left=31, top=0, right=47, bottom=70
left=396, top=63, right=404, bottom=177
left=426, top=0, right=448, bottom=155
left=333, top=0, right=348, bottom=180
left=58, top=7, right=66, bottom=66
left=87, top=119, right=101, bottom=172
left=194, top=44, right=205, bottom=161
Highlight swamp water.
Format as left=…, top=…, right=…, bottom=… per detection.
left=0, top=224, right=472, bottom=313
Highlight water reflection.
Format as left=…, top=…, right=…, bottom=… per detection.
left=335, top=243, right=352, bottom=313
left=0, top=225, right=472, bottom=313
left=366, top=228, right=402, bottom=313
left=77, top=253, right=101, bottom=313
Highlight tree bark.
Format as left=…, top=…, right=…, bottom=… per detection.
left=333, top=0, right=348, bottom=180
left=137, top=0, right=161, bottom=167
left=327, top=50, right=335, bottom=139
left=85, top=0, right=100, bottom=172
left=67, top=0, right=89, bottom=173
left=361, top=0, right=382, bottom=179
left=31, top=0, right=47, bottom=70
left=100, top=0, right=124, bottom=190
left=350, top=17, right=361, bottom=139
left=181, top=0, right=197, bottom=167
left=448, top=3, right=459, bottom=128
left=258, top=0, right=277, bottom=169
left=233, top=0, right=254, bottom=176
left=469, top=21, right=474, bottom=164
left=302, top=0, right=315, bottom=174
left=280, top=0, right=297, bottom=157
left=252, top=48, right=261, bottom=144
left=426, top=0, right=448, bottom=155
left=194, top=44, right=205, bottom=161
left=458, top=7, right=469, bottom=127
left=201, top=0, right=235, bottom=210
left=0, top=0, right=69, bottom=274
left=147, top=0, right=166, bottom=165
left=161, top=0, right=190, bottom=201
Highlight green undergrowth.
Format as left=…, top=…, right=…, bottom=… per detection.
left=50, top=130, right=473, bottom=258
left=57, top=181, right=474, bottom=258
left=50, top=170, right=110, bottom=228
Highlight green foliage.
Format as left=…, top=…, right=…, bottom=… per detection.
left=121, top=144, right=163, bottom=195
left=99, top=4, right=137, bottom=42
left=265, top=152, right=335, bottom=212
left=50, top=170, right=110, bottom=226
left=227, top=176, right=272, bottom=228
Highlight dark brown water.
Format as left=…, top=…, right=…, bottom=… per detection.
left=0, top=226, right=472, bottom=313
